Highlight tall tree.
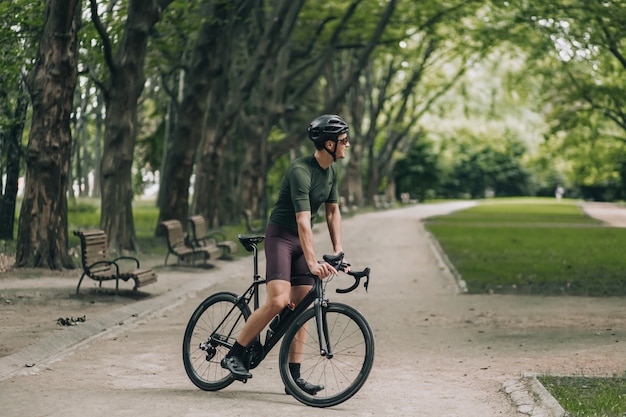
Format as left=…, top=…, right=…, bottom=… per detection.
left=89, top=0, right=174, bottom=252
left=342, top=0, right=484, bottom=203
left=0, top=82, right=28, bottom=241
left=192, top=0, right=305, bottom=227
left=0, top=1, right=42, bottom=240
left=156, top=0, right=257, bottom=230
left=255, top=0, right=399, bottom=217
left=15, top=0, right=81, bottom=269
left=492, top=0, right=626, bottom=193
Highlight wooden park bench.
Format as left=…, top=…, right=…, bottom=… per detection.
left=74, top=230, right=157, bottom=294
left=188, top=215, right=238, bottom=259
left=160, top=219, right=221, bottom=266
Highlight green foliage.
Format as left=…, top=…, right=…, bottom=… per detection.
left=539, top=376, right=626, bottom=417
left=496, top=0, right=626, bottom=198
left=0, top=1, right=41, bottom=129
left=266, top=152, right=291, bottom=215
left=132, top=203, right=160, bottom=238
left=426, top=198, right=626, bottom=296
left=67, top=200, right=100, bottom=234
left=393, top=137, right=441, bottom=201
left=68, top=200, right=98, bottom=214
left=429, top=131, right=534, bottom=199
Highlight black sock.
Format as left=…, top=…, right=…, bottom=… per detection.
left=289, top=362, right=301, bottom=379
left=228, top=341, right=245, bottom=358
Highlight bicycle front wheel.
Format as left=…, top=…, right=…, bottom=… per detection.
left=278, top=302, right=375, bottom=407
left=182, top=291, right=251, bottom=391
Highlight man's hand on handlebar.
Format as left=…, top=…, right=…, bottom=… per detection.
left=322, top=252, right=370, bottom=293
left=338, top=257, right=351, bottom=273
left=310, top=262, right=337, bottom=279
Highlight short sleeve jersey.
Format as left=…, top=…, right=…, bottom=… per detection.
left=269, top=155, right=338, bottom=231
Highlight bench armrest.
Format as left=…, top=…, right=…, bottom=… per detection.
left=112, top=256, right=141, bottom=268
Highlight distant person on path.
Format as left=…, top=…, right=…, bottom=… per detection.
left=221, top=114, right=351, bottom=395
left=555, top=185, right=564, bottom=201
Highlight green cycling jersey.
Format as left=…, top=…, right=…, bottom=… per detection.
left=269, top=154, right=338, bottom=231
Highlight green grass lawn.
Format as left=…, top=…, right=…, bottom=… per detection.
left=538, top=375, right=626, bottom=417
left=426, top=198, right=626, bottom=416
left=0, top=198, right=249, bottom=259
left=66, top=200, right=251, bottom=265
left=425, top=198, right=626, bottom=296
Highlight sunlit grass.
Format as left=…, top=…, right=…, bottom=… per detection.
left=425, top=198, right=626, bottom=296
left=430, top=198, right=599, bottom=225
left=2, top=198, right=250, bottom=258
left=65, top=199, right=247, bottom=255
left=539, top=376, right=626, bottom=417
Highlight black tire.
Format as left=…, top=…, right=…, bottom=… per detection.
left=182, top=291, right=251, bottom=391
left=279, top=303, right=375, bottom=407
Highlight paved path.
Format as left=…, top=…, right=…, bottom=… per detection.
left=581, top=201, right=626, bottom=227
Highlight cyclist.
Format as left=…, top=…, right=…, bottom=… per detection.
left=221, top=114, right=351, bottom=395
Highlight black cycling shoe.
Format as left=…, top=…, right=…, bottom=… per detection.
left=285, top=378, right=324, bottom=395
left=220, top=356, right=252, bottom=380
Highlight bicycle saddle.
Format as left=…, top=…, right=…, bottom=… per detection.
left=237, top=234, right=265, bottom=252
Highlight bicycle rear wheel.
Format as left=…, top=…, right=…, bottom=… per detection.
left=278, top=302, right=375, bottom=407
left=182, top=291, right=251, bottom=391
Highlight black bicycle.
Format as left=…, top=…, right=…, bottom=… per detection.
left=182, top=234, right=374, bottom=408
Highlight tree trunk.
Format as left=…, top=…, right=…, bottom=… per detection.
left=73, top=83, right=91, bottom=198
left=341, top=80, right=367, bottom=208
left=96, top=0, right=172, bottom=252
left=0, top=83, right=28, bottom=240
left=156, top=3, right=233, bottom=232
left=92, top=93, right=104, bottom=198
left=192, top=0, right=302, bottom=226
left=100, top=83, right=140, bottom=252
left=237, top=112, right=275, bottom=224
left=15, top=0, right=80, bottom=269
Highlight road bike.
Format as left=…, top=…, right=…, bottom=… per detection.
left=182, top=234, right=374, bottom=408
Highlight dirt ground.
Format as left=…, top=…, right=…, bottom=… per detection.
left=1, top=201, right=625, bottom=416
left=0, top=254, right=167, bottom=359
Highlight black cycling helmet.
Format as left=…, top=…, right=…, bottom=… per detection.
left=307, top=114, right=349, bottom=149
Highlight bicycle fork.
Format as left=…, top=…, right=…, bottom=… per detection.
left=314, top=297, right=334, bottom=359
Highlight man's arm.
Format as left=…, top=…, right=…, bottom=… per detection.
left=296, top=211, right=337, bottom=279
left=325, top=202, right=343, bottom=255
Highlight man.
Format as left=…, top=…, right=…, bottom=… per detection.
left=221, top=114, right=351, bottom=395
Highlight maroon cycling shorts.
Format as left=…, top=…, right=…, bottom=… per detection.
left=264, top=223, right=315, bottom=287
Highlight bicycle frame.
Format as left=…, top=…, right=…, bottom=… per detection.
left=207, top=241, right=332, bottom=366
left=183, top=233, right=374, bottom=407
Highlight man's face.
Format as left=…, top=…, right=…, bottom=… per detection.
left=332, top=133, right=350, bottom=159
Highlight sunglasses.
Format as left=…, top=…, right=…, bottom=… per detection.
left=337, top=136, right=349, bottom=145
